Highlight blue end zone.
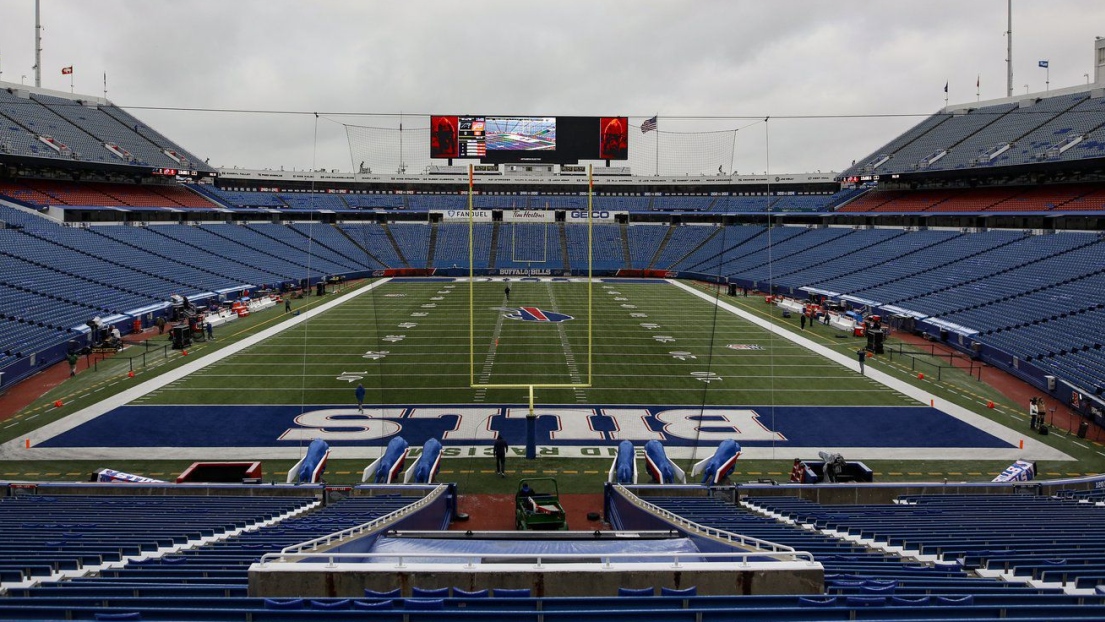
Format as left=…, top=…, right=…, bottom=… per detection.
left=38, top=405, right=1012, bottom=450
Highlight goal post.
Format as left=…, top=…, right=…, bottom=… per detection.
left=467, top=163, right=594, bottom=403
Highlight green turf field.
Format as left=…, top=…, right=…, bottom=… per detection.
left=136, top=279, right=914, bottom=408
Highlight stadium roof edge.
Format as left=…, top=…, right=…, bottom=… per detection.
left=0, top=79, right=109, bottom=106
left=215, top=168, right=841, bottom=187
left=943, top=82, right=1103, bottom=114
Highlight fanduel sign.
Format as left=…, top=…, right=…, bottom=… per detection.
left=438, top=209, right=493, bottom=222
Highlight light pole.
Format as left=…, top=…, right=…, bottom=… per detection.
left=1024, top=84, right=1029, bottom=94
left=1086, top=74, right=1091, bottom=85
left=21, top=74, right=26, bottom=85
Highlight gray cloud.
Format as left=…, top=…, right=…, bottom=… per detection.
left=1, top=0, right=1102, bottom=174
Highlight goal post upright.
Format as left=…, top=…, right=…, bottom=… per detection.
left=468, top=163, right=475, bottom=388
left=465, top=162, right=593, bottom=459
left=588, top=163, right=593, bottom=386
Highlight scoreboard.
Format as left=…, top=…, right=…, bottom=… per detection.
left=458, top=117, right=486, bottom=158
left=431, top=115, right=628, bottom=164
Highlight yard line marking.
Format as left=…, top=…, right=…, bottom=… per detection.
left=544, top=282, right=587, bottom=402
left=473, top=293, right=511, bottom=402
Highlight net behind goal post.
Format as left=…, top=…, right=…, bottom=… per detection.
left=510, top=222, right=549, bottom=264
left=343, top=117, right=738, bottom=176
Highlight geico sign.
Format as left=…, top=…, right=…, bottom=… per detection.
left=569, top=211, right=611, bottom=219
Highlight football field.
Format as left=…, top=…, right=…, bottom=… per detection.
left=3, top=277, right=1071, bottom=468
left=143, top=278, right=911, bottom=406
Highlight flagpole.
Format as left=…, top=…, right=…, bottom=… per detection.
left=69, top=68, right=73, bottom=93
left=1006, top=0, right=1013, bottom=98
left=654, top=113, right=659, bottom=177
left=34, top=0, right=42, bottom=88
left=103, top=72, right=107, bottom=100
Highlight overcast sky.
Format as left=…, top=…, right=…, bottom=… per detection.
left=1, top=0, right=1103, bottom=175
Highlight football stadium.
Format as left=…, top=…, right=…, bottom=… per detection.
left=2, top=2, right=1105, bottom=619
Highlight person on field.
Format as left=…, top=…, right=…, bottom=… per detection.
left=494, top=433, right=508, bottom=477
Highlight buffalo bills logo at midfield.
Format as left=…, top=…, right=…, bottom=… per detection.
left=503, top=307, right=574, bottom=323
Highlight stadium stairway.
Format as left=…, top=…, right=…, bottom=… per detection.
left=488, top=221, right=500, bottom=269
left=426, top=221, right=439, bottom=267
left=380, top=223, right=409, bottom=268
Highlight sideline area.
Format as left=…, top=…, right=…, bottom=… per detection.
left=669, top=280, right=1071, bottom=462
left=0, top=279, right=392, bottom=460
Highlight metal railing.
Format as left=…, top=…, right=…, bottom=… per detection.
left=884, top=343, right=984, bottom=382
left=613, top=485, right=809, bottom=558
left=257, top=548, right=817, bottom=569
left=275, top=485, right=447, bottom=557
left=86, top=340, right=174, bottom=374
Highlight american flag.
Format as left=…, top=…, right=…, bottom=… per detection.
left=641, top=116, right=657, bottom=134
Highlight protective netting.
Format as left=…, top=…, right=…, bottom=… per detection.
left=342, top=116, right=742, bottom=176
left=344, top=124, right=431, bottom=175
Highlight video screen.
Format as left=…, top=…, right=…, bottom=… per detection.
left=429, top=115, right=627, bottom=163
left=430, top=115, right=459, bottom=159
left=485, top=117, right=556, bottom=151
left=599, top=116, right=628, bottom=160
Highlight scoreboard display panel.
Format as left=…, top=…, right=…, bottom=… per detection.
left=430, top=115, right=628, bottom=164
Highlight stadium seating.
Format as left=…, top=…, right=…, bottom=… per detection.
left=744, top=493, right=1105, bottom=592
left=595, top=489, right=1105, bottom=620
left=496, top=223, right=565, bottom=270
left=5, top=216, right=1105, bottom=396
left=0, top=179, right=217, bottom=209
left=565, top=223, right=623, bottom=271
left=4, top=174, right=1105, bottom=406
left=194, top=186, right=287, bottom=208
left=241, top=223, right=379, bottom=272
left=843, top=90, right=1105, bottom=178
left=432, top=223, right=493, bottom=268
left=836, top=183, right=1105, bottom=213
left=338, top=222, right=423, bottom=268
left=678, top=225, right=812, bottom=276
left=1, top=485, right=1105, bottom=621
left=97, top=105, right=212, bottom=172
left=344, top=193, right=406, bottom=209
left=626, top=224, right=669, bottom=269
left=0, top=490, right=458, bottom=620
left=0, top=89, right=212, bottom=171
left=282, top=222, right=385, bottom=270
